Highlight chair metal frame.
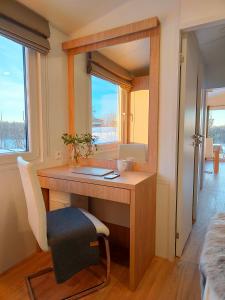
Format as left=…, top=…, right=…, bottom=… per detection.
left=25, top=235, right=110, bottom=300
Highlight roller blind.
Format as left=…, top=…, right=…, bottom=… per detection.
left=0, top=0, right=50, bottom=54
left=87, top=51, right=133, bottom=90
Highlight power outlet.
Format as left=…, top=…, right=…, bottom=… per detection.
left=55, top=151, right=62, bottom=160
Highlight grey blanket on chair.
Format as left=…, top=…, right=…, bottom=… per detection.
left=47, top=207, right=99, bottom=283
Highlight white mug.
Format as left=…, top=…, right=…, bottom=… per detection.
left=117, top=160, right=128, bottom=173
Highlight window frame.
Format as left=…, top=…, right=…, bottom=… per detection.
left=0, top=46, right=40, bottom=165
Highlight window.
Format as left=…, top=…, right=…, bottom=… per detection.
left=91, top=76, right=121, bottom=144
left=207, top=107, right=225, bottom=158
left=0, top=35, right=28, bottom=154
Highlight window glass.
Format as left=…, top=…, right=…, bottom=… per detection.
left=0, top=35, right=28, bottom=153
left=91, top=75, right=120, bottom=144
left=208, top=108, right=225, bottom=158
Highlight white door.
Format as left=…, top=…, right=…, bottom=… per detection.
left=193, top=86, right=206, bottom=221
left=176, top=33, right=199, bottom=257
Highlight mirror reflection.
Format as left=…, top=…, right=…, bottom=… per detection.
left=74, top=38, right=150, bottom=162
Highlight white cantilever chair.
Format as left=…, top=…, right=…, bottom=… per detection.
left=17, top=157, right=110, bottom=300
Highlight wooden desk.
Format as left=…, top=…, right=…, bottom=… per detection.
left=37, top=166, right=156, bottom=290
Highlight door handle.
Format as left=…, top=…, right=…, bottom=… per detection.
left=192, top=134, right=203, bottom=147
left=193, top=134, right=204, bottom=139
left=192, top=139, right=202, bottom=147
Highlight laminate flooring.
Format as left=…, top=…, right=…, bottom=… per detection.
left=1, top=162, right=225, bottom=299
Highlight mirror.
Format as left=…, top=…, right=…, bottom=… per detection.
left=74, top=38, right=150, bottom=162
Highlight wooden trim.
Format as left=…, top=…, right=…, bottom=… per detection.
left=127, top=92, right=131, bottom=144
left=206, top=105, right=210, bottom=137
left=148, top=27, right=160, bottom=172
left=67, top=30, right=151, bottom=55
left=213, top=147, right=221, bottom=174
left=68, top=54, right=75, bottom=134
left=131, top=76, right=149, bottom=91
left=62, top=17, right=159, bottom=51
left=208, top=105, right=225, bottom=110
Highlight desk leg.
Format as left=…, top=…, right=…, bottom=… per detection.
left=129, top=175, right=156, bottom=290
left=214, top=150, right=220, bottom=174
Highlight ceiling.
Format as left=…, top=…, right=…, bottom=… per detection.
left=195, top=23, right=225, bottom=66
left=207, top=87, right=225, bottom=97
left=99, top=39, right=150, bottom=76
left=18, top=0, right=130, bottom=34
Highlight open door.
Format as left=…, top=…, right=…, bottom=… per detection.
left=176, top=33, right=200, bottom=256
left=193, top=86, right=206, bottom=221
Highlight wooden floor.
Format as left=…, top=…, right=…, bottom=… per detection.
left=1, top=161, right=225, bottom=300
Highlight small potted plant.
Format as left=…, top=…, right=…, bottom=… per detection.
left=61, top=133, right=97, bottom=165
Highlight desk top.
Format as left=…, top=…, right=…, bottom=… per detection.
left=37, top=165, right=155, bottom=190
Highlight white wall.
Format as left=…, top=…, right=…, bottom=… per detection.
left=69, top=0, right=225, bottom=260
left=71, top=0, right=181, bottom=259
left=0, top=165, right=37, bottom=272
left=180, top=0, right=225, bottom=30
left=44, top=26, right=69, bottom=163
left=0, top=25, right=69, bottom=273
left=180, top=1, right=225, bottom=89
left=206, top=64, right=225, bottom=89
left=74, top=53, right=91, bottom=134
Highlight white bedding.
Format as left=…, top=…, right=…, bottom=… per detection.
left=203, top=279, right=220, bottom=300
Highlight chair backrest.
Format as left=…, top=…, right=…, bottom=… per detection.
left=118, top=143, right=147, bottom=162
left=17, top=157, right=48, bottom=251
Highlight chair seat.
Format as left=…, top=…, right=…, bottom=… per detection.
left=79, top=208, right=110, bottom=237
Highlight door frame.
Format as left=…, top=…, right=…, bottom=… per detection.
left=175, top=32, right=200, bottom=256
left=175, top=17, right=225, bottom=257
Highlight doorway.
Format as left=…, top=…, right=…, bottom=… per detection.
left=176, top=21, right=225, bottom=257
left=206, top=100, right=225, bottom=160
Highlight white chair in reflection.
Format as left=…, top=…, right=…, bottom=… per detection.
left=118, top=143, right=147, bottom=162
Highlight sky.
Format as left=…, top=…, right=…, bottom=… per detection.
left=209, top=109, right=225, bottom=127
left=0, top=35, right=25, bottom=122
left=91, top=75, right=118, bottom=120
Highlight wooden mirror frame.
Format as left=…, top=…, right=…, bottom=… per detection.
left=62, top=17, right=160, bottom=173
